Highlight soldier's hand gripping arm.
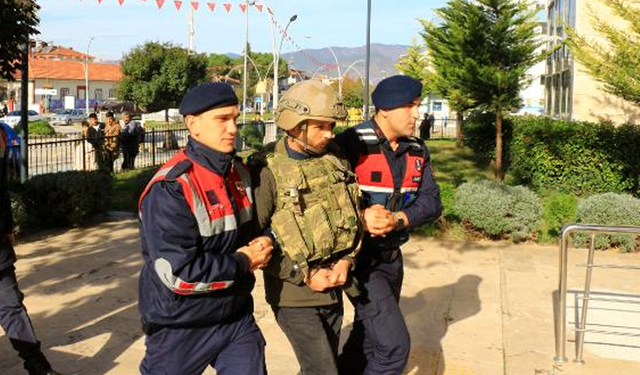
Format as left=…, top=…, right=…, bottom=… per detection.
left=361, top=204, right=395, bottom=237
left=241, top=236, right=274, bottom=271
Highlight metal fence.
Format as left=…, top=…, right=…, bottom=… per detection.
left=7, top=117, right=458, bottom=180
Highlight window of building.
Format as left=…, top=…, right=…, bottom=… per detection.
left=60, top=88, right=70, bottom=99
left=109, top=89, right=116, bottom=99
left=432, top=102, right=443, bottom=112
left=94, top=88, right=103, bottom=100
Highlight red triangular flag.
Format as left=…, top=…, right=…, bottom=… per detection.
left=174, top=0, right=182, bottom=10
left=239, top=3, right=246, bottom=13
left=191, top=1, right=198, bottom=10
left=156, top=0, right=165, bottom=8
left=118, top=0, right=125, bottom=5
left=97, top=0, right=103, bottom=3
left=255, top=4, right=262, bottom=12
left=223, top=3, right=231, bottom=12
left=207, top=2, right=215, bottom=11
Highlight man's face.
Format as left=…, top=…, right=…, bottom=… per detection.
left=186, top=105, right=240, bottom=153
left=299, top=119, right=335, bottom=151
left=106, top=116, right=116, bottom=126
left=382, top=97, right=421, bottom=138
left=89, top=117, right=98, bottom=126
left=122, top=114, right=131, bottom=124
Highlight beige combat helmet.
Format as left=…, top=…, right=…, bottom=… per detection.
left=275, top=80, right=347, bottom=131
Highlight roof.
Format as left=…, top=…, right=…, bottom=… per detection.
left=32, top=46, right=94, bottom=61
left=13, top=59, right=121, bottom=82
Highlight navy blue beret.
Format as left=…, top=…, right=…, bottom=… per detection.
left=179, top=82, right=239, bottom=116
left=372, top=75, right=423, bottom=110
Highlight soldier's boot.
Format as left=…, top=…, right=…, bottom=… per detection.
left=9, top=338, right=64, bottom=375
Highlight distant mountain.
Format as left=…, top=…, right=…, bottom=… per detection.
left=281, top=43, right=409, bottom=82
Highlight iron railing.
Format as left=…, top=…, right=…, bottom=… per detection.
left=7, top=117, right=458, bottom=180
left=554, top=224, right=640, bottom=364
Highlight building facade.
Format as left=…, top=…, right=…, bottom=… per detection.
left=545, top=0, right=640, bottom=123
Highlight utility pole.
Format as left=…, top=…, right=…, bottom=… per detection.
left=20, top=42, right=29, bottom=182
left=364, top=0, right=372, bottom=120
left=188, top=7, right=195, bottom=53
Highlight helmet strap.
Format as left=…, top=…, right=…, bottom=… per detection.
left=289, top=122, right=325, bottom=156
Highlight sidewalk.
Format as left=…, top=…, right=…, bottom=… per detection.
left=1, top=217, right=639, bottom=375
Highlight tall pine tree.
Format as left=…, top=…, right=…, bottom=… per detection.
left=566, top=0, right=640, bottom=106
left=424, top=0, right=543, bottom=178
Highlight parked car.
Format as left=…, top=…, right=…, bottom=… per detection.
left=1, top=122, right=21, bottom=174
left=49, top=108, right=87, bottom=126
left=0, top=110, right=43, bottom=128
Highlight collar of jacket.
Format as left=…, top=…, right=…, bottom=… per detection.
left=185, top=136, right=235, bottom=177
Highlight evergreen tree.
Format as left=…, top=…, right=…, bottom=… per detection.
left=0, top=0, right=40, bottom=81
left=420, top=0, right=481, bottom=147
left=395, top=39, right=429, bottom=84
left=566, top=0, right=640, bottom=106
left=424, top=0, right=543, bottom=178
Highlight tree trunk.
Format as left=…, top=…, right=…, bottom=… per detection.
left=495, top=111, right=504, bottom=180
left=164, top=109, right=169, bottom=124
left=456, top=111, right=464, bottom=147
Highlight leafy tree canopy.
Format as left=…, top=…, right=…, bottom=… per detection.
left=0, top=0, right=40, bottom=81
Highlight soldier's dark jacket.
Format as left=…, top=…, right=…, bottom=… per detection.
left=0, top=128, right=16, bottom=270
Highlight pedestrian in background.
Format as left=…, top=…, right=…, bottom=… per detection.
left=103, top=111, right=121, bottom=173
left=119, top=111, right=144, bottom=170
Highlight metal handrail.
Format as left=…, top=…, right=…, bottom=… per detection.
left=555, top=223, right=640, bottom=364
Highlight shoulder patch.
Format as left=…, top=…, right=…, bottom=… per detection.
left=165, top=159, right=193, bottom=181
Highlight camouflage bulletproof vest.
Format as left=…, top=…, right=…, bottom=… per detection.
left=267, top=139, right=362, bottom=275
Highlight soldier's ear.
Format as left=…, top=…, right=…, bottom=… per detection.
left=184, top=115, right=199, bottom=136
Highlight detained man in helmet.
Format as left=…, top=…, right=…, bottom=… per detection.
left=251, top=80, right=364, bottom=375
left=335, top=75, right=443, bottom=375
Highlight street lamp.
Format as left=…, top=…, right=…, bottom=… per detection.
left=305, top=36, right=342, bottom=96
left=271, top=14, right=297, bottom=111
left=84, top=36, right=95, bottom=114
left=242, top=1, right=256, bottom=124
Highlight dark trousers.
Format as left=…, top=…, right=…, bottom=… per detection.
left=273, top=304, right=343, bottom=375
left=338, top=252, right=410, bottom=375
left=140, top=312, right=266, bottom=375
left=103, top=150, right=117, bottom=173
left=121, top=148, right=138, bottom=170
left=0, top=266, right=52, bottom=375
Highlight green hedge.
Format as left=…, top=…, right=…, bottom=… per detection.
left=540, top=191, right=578, bottom=240
left=573, top=193, right=640, bottom=252
left=462, top=112, right=513, bottom=165
left=15, top=120, right=55, bottom=135
left=455, top=180, right=541, bottom=242
left=18, top=171, right=112, bottom=228
left=510, top=117, right=640, bottom=196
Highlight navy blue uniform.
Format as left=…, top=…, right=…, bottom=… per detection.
left=336, top=120, right=442, bottom=375
left=138, top=138, right=266, bottom=375
left=0, top=128, right=54, bottom=375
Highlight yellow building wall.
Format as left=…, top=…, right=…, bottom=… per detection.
left=571, top=0, right=640, bottom=124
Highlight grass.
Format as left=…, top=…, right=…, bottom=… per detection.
left=109, top=167, right=156, bottom=212
left=426, top=139, right=493, bottom=186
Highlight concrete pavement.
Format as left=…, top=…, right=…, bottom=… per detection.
left=1, top=217, right=639, bottom=375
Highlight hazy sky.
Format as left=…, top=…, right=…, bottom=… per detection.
left=38, top=0, right=449, bottom=61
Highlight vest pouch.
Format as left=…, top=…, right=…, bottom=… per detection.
left=330, top=182, right=360, bottom=251
left=304, top=203, right=336, bottom=262
left=271, top=209, right=311, bottom=261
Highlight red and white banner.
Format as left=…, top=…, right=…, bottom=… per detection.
left=223, top=3, right=232, bottom=12
left=174, top=0, right=182, bottom=10
left=156, top=0, right=164, bottom=9
left=207, top=2, right=215, bottom=11
left=191, top=1, right=199, bottom=10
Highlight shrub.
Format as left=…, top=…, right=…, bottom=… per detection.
left=462, top=111, right=513, bottom=165
left=9, top=192, right=28, bottom=235
left=455, top=180, right=542, bottom=242
left=15, top=120, right=55, bottom=135
left=573, top=193, right=640, bottom=252
left=439, top=181, right=458, bottom=221
left=239, top=123, right=264, bottom=151
left=542, top=191, right=578, bottom=238
left=510, top=117, right=640, bottom=196
left=19, top=171, right=112, bottom=228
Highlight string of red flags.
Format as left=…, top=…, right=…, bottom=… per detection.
left=68, top=0, right=338, bottom=73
